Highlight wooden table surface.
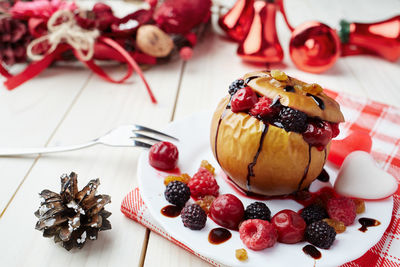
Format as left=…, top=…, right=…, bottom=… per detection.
left=0, top=0, right=399, bottom=266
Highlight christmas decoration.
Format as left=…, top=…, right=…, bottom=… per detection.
left=34, top=172, right=111, bottom=251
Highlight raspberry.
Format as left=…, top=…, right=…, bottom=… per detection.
left=353, top=199, right=365, bottom=214
left=271, top=209, right=306, bottom=244
left=210, top=194, right=244, bottom=230
left=235, top=248, right=248, bottom=261
left=164, top=181, right=190, bottom=207
left=195, top=195, right=215, bottom=214
left=303, top=120, right=333, bottom=149
left=228, top=79, right=246, bottom=95
left=301, top=204, right=328, bottom=225
left=305, top=221, right=336, bottom=249
left=231, top=87, right=258, bottom=113
left=323, top=218, right=346, bottom=234
left=244, top=202, right=271, bottom=221
left=200, top=160, right=215, bottom=175
left=181, top=204, right=207, bottom=230
left=277, top=106, right=307, bottom=133
left=149, top=141, right=179, bottom=170
left=249, top=96, right=278, bottom=118
left=327, top=197, right=356, bottom=226
left=188, top=167, right=219, bottom=198
left=164, top=173, right=191, bottom=186
left=239, top=219, right=278, bottom=250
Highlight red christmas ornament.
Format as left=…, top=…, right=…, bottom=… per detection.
left=237, top=0, right=283, bottom=63
left=340, top=15, right=400, bottom=62
left=218, top=0, right=254, bottom=42
left=289, top=21, right=341, bottom=73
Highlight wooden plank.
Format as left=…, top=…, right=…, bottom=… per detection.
left=0, top=66, right=92, bottom=213
left=0, top=59, right=184, bottom=266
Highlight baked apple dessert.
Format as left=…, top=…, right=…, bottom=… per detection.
left=210, top=70, right=344, bottom=196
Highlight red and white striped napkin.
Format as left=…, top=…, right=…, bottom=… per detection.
left=121, top=89, right=400, bottom=267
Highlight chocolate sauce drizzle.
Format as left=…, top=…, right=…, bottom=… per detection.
left=359, top=218, right=381, bottom=232
left=307, top=93, right=325, bottom=110
left=302, top=245, right=321, bottom=260
left=244, top=76, right=259, bottom=84
left=214, top=100, right=231, bottom=164
left=246, top=124, right=269, bottom=191
left=297, top=144, right=312, bottom=190
left=284, top=85, right=295, bottom=92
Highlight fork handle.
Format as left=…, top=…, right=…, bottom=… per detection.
left=0, top=140, right=99, bottom=156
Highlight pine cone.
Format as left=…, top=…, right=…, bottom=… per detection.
left=0, top=16, right=31, bottom=65
left=35, top=172, right=112, bottom=251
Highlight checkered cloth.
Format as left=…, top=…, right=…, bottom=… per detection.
left=121, top=89, right=400, bottom=267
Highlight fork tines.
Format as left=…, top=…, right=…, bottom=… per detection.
left=133, top=124, right=179, bottom=141
left=131, top=124, right=178, bottom=149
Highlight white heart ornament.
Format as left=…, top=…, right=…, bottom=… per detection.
left=334, top=151, right=398, bottom=200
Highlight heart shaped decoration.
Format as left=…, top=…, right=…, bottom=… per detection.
left=328, top=130, right=372, bottom=167
left=334, top=151, right=398, bottom=200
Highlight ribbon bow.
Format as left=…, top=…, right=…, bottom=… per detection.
left=1, top=10, right=157, bottom=104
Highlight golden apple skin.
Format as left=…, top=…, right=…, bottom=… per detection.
left=210, top=96, right=330, bottom=196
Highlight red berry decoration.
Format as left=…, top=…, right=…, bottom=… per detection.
left=327, top=197, right=356, bottom=226
left=239, top=219, right=278, bottom=251
left=188, top=167, right=219, bottom=198
left=149, top=141, right=179, bottom=170
left=249, top=96, right=277, bottom=118
left=231, top=87, right=258, bottom=113
left=271, top=210, right=306, bottom=244
left=209, top=194, right=244, bottom=230
left=303, top=121, right=333, bottom=149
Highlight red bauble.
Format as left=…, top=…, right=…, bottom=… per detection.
left=289, top=21, right=341, bottom=73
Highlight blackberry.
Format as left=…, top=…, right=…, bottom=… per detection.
left=164, top=181, right=190, bottom=207
left=244, top=202, right=271, bottom=221
left=278, top=106, right=307, bottom=133
left=301, top=204, right=328, bottom=225
left=181, top=204, right=207, bottom=230
left=305, top=221, right=336, bottom=249
left=228, top=79, right=246, bottom=95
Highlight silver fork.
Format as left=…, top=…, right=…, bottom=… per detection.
left=0, top=124, right=178, bottom=156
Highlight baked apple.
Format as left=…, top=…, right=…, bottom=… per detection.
left=210, top=70, right=344, bottom=196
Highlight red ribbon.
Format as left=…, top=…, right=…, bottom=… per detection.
left=1, top=37, right=157, bottom=104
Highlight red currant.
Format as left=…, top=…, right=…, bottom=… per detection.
left=271, top=209, right=306, bottom=244
left=231, top=87, right=258, bottom=113
left=209, top=194, right=244, bottom=230
left=148, top=141, right=178, bottom=170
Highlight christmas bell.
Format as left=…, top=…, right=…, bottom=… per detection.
left=237, top=0, right=283, bottom=63
left=339, top=15, right=400, bottom=62
left=218, top=0, right=254, bottom=42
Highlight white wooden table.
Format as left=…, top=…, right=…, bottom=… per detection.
left=0, top=0, right=399, bottom=266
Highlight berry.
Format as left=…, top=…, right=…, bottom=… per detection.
left=181, top=204, right=207, bottom=230
left=149, top=141, right=179, bottom=170
left=323, top=218, right=346, bottom=234
left=228, top=79, right=246, bottom=95
left=195, top=195, right=215, bottom=214
left=164, top=173, right=191, bottom=186
left=331, top=122, right=340, bottom=138
left=164, top=181, right=190, bottom=207
left=327, top=197, right=356, bottom=226
left=244, top=202, right=271, bottom=221
left=188, top=167, right=219, bottom=198
left=249, top=96, right=277, bottom=118
left=179, top=47, right=193, bottom=61
left=278, top=106, right=307, bottom=133
left=200, top=160, right=215, bottom=175
left=210, top=194, right=244, bottom=230
left=231, top=87, right=258, bottom=113
left=303, top=121, right=333, bottom=148
left=271, top=209, right=306, bottom=244
left=239, top=219, right=278, bottom=250
left=301, top=204, right=328, bottom=225
left=235, top=248, right=248, bottom=261
left=316, top=169, right=329, bottom=182
left=304, top=221, right=336, bottom=249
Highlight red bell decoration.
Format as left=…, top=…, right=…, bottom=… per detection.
left=339, top=15, right=400, bottom=62
left=218, top=0, right=254, bottom=42
left=237, top=0, right=283, bottom=63
left=289, top=21, right=341, bottom=73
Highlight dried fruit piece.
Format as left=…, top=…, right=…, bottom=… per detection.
left=235, top=248, right=248, bottom=261
left=164, top=173, right=191, bottom=186
left=195, top=195, right=216, bottom=214
left=270, top=69, right=288, bottom=81
left=353, top=199, right=366, bottom=214
left=200, top=160, right=215, bottom=175
left=323, top=218, right=346, bottom=234
left=136, top=25, right=174, bottom=57
left=303, top=83, right=323, bottom=95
